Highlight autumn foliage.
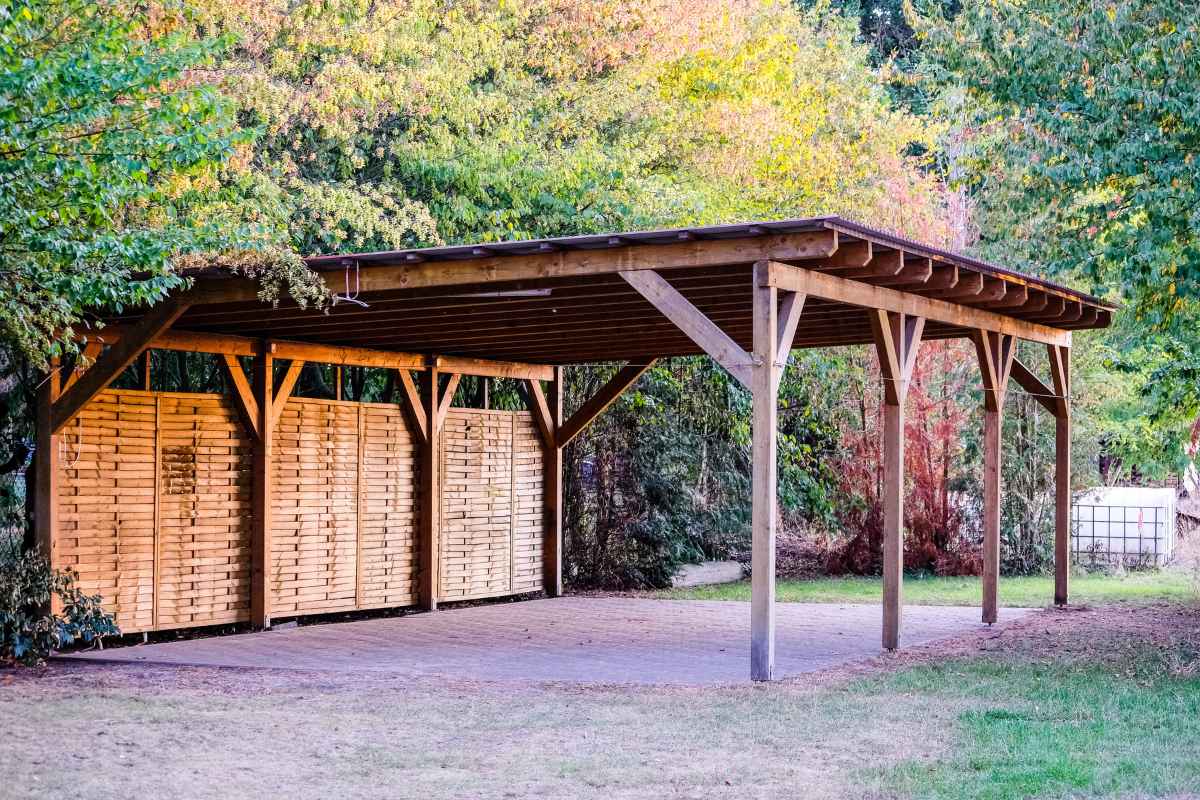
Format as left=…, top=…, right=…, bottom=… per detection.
left=822, top=327, right=982, bottom=577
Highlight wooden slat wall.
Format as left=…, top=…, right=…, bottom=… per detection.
left=272, top=398, right=360, bottom=615
left=358, top=403, right=418, bottom=608
left=157, top=394, right=253, bottom=629
left=58, top=391, right=157, bottom=632
left=57, top=391, right=543, bottom=633
left=440, top=410, right=513, bottom=601
left=439, top=409, right=545, bottom=601
left=511, top=412, right=545, bottom=593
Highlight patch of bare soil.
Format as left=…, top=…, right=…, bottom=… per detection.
left=811, top=600, right=1200, bottom=686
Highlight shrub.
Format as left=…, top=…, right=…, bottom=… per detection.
left=0, top=546, right=119, bottom=666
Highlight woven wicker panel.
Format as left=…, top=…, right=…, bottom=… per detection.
left=439, top=409, right=527, bottom=601
left=57, top=390, right=157, bottom=632
left=156, top=393, right=252, bottom=629
left=271, top=398, right=360, bottom=615
left=511, top=412, right=545, bottom=593
left=358, top=403, right=419, bottom=608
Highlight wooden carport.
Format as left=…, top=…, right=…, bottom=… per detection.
left=37, top=216, right=1114, bottom=681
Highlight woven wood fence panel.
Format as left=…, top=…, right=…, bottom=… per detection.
left=156, top=393, right=253, bottom=629
left=511, top=412, right=545, bottom=593
left=272, top=398, right=360, bottom=615
left=358, top=403, right=419, bottom=608
left=439, top=409, right=544, bottom=601
left=57, top=390, right=157, bottom=632
left=58, top=391, right=543, bottom=632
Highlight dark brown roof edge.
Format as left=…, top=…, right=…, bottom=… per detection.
left=303, top=214, right=1117, bottom=312
left=821, top=218, right=1118, bottom=311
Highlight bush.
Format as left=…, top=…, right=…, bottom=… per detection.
left=0, top=546, right=119, bottom=665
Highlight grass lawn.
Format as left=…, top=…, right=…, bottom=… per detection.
left=655, top=570, right=1197, bottom=606
left=5, top=603, right=1199, bottom=799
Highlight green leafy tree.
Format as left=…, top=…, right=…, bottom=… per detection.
left=0, top=0, right=326, bottom=366
left=915, top=0, right=1200, bottom=324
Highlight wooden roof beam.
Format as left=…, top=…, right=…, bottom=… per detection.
left=190, top=230, right=841, bottom=305
left=761, top=261, right=1071, bottom=346
left=84, top=326, right=554, bottom=380
left=876, top=257, right=934, bottom=287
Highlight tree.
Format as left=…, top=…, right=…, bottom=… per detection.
left=0, top=0, right=325, bottom=367
left=172, top=0, right=956, bottom=586
left=915, top=0, right=1200, bottom=326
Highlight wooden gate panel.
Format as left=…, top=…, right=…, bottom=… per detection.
left=156, top=394, right=252, bottom=629
left=439, top=409, right=513, bottom=600
left=358, top=403, right=419, bottom=608
left=512, top=413, right=545, bottom=593
left=57, top=391, right=157, bottom=632
left=271, top=398, right=360, bottom=615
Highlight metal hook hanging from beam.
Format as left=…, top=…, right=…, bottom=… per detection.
left=335, top=259, right=370, bottom=308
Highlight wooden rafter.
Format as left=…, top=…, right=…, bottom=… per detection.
left=557, top=361, right=656, bottom=448
left=621, top=269, right=753, bottom=389
left=51, top=294, right=192, bottom=434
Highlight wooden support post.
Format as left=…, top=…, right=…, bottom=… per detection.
left=870, top=311, right=924, bottom=651
left=544, top=367, right=563, bottom=596
left=250, top=342, right=274, bottom=628
left=750, top=264, right=778, bottom=680
left=34, top=363, right=62, bottom=573
left=417, top=364, right=441, bottom=610
left=1048, top=345, right=1071, bottom=605
left=973, top=330, right=1015, bottom=625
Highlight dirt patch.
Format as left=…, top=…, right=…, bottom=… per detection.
left=810, top=600, right=1200, bottom=686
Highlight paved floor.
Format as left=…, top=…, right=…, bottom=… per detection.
left=65, top=597, right=1031, bottom=685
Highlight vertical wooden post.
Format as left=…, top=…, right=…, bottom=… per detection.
left=973, top=331, right=1015, bottom=625
left=417, top=363, right=441, bottom=610
left=250, top=342, right=274, bottom=628
left=981, top=407, right=1002, bottom=624
left=544, top=367, right=563, bottom=596
left=1049, top=345, right=1071, bottom=605
left=871, top=311, right=923, bottom=651
left=34, top=362, right=62, bottom=568
left=750, top=262, right=779, bottom=681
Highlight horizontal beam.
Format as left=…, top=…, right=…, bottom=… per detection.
left=763, top=262, right=1072, bottom=347
left=87, top=327, right=554, bottom=380
left=191, top=231, right=840, bottom=304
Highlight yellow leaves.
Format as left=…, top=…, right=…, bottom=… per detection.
left=1105, top=5, right=1116, bottom=22
left=19, top=6, right=32, bottom=20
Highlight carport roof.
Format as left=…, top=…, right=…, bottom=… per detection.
left=105, top=215, right=1115, bottom=365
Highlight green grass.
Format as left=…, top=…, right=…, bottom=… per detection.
left=864, top=653, right=1200, bottom=798
left=655, top=570, right=1197, bottom=606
